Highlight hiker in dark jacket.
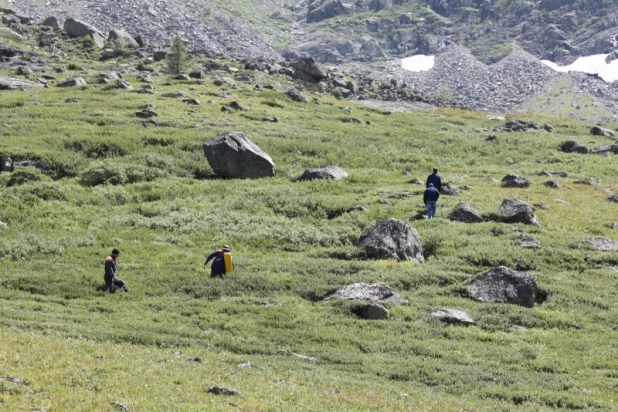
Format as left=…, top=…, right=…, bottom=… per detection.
left=426, top=168, right=442, bottom=192
left=204, top=245, right=233, bottom=278
left=423, top=183, right=440, bottom=219
left=104, top=249, right=128, bottom=293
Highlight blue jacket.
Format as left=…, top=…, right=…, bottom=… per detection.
left=104, top=256, right=116, bottom=278
left=424, top=186, right=440, bottom=203
left=206, top=250, right=226, bottom=271
left=426, top=173, right=442, bottom=192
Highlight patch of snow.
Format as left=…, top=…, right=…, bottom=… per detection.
left=541, top=54, right=618, bottom=82
left=402, top=55, right=435, bottom=72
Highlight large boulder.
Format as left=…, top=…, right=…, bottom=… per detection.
left=431, top=308, right=475, bottom=325
left=467, top=266, right=538, bottom=308
left=359, top=219, right=424, bottom=263
left=108, top=29, right=139, bottom=48
left=560, top=140, right=588, bottom=154
left=58, top=77, right=86, bottom=87
left=501, top=173, right=530, bottom=188
left=63, top=18, right=105, bottom=48
left=328, top=282, right=408, bottom=305
left=41, top=16, right=60, bottom=30
left=291, top=57, right=328, bottom=81
left=299, top=165, right=348, bottom=181
left=499, top=199, right=539, bottom=226
left=441, top=182, right=460, bottom=196
left=587, top=237, right=617, bottom=251
left=590, top=126, right=615, bottom=138
left=286, top=87, right=308, bottom=103
left=449, top=202, right=484, bottom=223
left=203, top=132, right=275, bottom=179
left=0, top=77, right=42, bottom=90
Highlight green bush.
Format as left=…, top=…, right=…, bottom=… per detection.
left=80, top=160, right=167, bottom=186
left=7, top=167, right=51, bottom=187
left=64, top=139, right=130, bottom=159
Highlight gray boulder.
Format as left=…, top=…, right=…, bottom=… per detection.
left=501, top=173, right=530, bottom=188
left=1, top=156, right=14, bottom=172
left=518, top=236, right=541, bottom=249
left=590, top=126, right=615, bottom=138
left=16, top=66, right=33, bottom=76
left=203, top=132, right=275, bottom=179
left=467, top=266, right=538, bottom=308
left=544, top=180, right=560, bottom=189
left=499, top=199, right=539, bottom=226
left=353, top=303, right=389, bottom=320
left=441, top=182, right=460, bottom=196
left=608, top=194, right=618, bottom=203
left=328, top=282, right=408, bottom=305
left=299, top=165, right=348, bottom=181
left=63, top=18, right=105, bottom=48
left=286, top=87, right=308, bottom=103
left=0, top=77, right=42, bottom=90
left=291, top=57, right=328, bottom=81
left=58, top=77, right=86, bottom=87
left=560, top=140, right=588, bottom=154
left=431, top=308, right=475, bottom=325
left=41, top=16, right=60, bottom=30
left=108, top=29, right=139, bottom=48
left=587, top=237, right=617, bottom=251
left=449, top=202, right=483, bottom=223
left=359, top=219, right=424, bottom=263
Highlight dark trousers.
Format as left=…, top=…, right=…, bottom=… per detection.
left=211, top=267, right=225, bottom=278
left=104, top=274, right=126, bottom=291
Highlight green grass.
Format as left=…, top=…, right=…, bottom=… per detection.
left=0, top=41, right=618, bottom=410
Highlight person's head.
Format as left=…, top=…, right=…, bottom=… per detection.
left=433, top=168, right=438, bottom=174
left=222, top=245, right=231, bottom=252
left=111, top=249, right=120, bottom=259
left=428, top=183, right=434, bottom=188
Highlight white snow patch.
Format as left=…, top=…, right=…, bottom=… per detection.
left=541, top=54, right=618, bottom=82
left=401, top=55, right=435, bottom=72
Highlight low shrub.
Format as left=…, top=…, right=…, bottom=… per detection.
left=7, top=167, right=51, bottom=187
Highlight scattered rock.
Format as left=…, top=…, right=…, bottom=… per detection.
left=108, top=29, right=139, bottom=48
left=189, top=70, right=206, bottom=79
left=431, top=308, right=475, bottom=325
left=502, top=119, right=538, bottom=132
left=560, top=140, right=588, bottom=154
left=16, top=66, right=33, bottom=76
left=225, top=101, right=245, bottom=111
left=0, top=77, right=42, bottom=90
left=586, top=237, right=618, bottom=251
left=299, top=165, right=348, bottom=181
left=590, top=126, right=615, bottom=138
left=65, top=98, right=80, bottom=103
left=518, top=236, right=541, bottom=249
left=467, top=266, right=538, bottom=308
left=110, top=402, right=128, bottom=411
left=63, top=18, right=105, bottom=48
left=206, top=386, right=240, bottom=396
left=328, top=282, right=408, bottom=305
left=608, top=194, right=618, bottom=203
left=449, top=202, right=484, bottom=223
left=286, top=87, right=308, bottom=103
left=501, top=173, right=530, bottom=188
left=441, top=182, right=460, bottom=196
left=352, top=303, right=389, bottom=320
left=409, top=178, right=423, bottom=185
left=113, top=79, right=133, bottom=90
left=41, top=16, right=60, bottom=30
left=138, top=85, right=155, bottom=94
left=359, top=219, right=424, bottom=263
left=291, top=57, right=328, bottom=81
left=499, top=199, right=539, bottom=226
left=176, top=74, right=191, bottom=81
left=203, top=132, right=275, bottom=179
left=544, top=180, right=560, bottom=189
left=136, top=109, right=158, bottom=118
left=183, top=98, right=200, bottom=105
left=58, top=77, right=86, bottom=87
left=161, top=91, right=184, bottom=98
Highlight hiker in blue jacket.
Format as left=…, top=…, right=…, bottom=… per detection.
left=423, top=183, right=440, bottom=219
left=426, top=168, right=442, bottom=192
left=204, top=245, right=233, bottom=278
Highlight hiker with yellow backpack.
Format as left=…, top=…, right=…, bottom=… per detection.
left=204, top=245, right=234, bottom=278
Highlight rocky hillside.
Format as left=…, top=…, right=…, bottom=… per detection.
left=295, top=0, right=618, bottom=65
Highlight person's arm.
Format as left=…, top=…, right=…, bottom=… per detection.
left=437, top=177, right=442, bottom=191
left=423, top=191, right=428, bottom=204
left=426, top=176, right=430, bottom=188
left=105, top=259, right=116, bottom=276
left=204, top=252, right=216, bottom=266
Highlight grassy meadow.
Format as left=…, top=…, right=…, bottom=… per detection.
left=1, top=43, right=618, bottom=411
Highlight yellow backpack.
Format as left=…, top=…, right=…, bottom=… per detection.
left=223, top=251, right=234, bottom=273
